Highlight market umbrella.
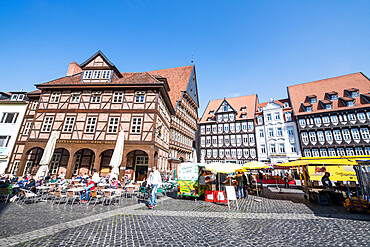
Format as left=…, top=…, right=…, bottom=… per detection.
left=205, top=162, right=238, bottom=190
left=36, top=131, right=58, bottom=179
left=242, top=161, right=271, bottom=170
left=109, top=129, right=125, bottom=181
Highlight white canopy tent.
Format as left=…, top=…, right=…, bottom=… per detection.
left=35, top=131, right=58, bottom=179
left=109, top=129, right=125, bottom=181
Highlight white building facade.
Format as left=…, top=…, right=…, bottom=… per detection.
left=0, top=92, right=28, bottom=174
left=255, top=99, right=301, bottom=163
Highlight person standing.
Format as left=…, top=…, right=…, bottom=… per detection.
left=258, top=171, right=264, bottom=189
left=284, top=172, right=290, bottom=189
left=236, top=173, right=244, bottom=199
left=92, top=169, right=100, bottom=184
left=147, top=166, right=162, bottom=209
left=321, top=172, right=333, bottom=190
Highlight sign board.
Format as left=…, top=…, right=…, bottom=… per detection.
left=308, top=165, right=357, bottom=182
left=178, top=162, right=198, bottom=181
left=225, top=186, right=237, bottom=201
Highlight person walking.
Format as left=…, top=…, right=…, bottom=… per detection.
left=147, top=166, right=162, bottom=209
left=284, top=172, right=290, bottom=189
left=236, top=173, right=244, bottom=199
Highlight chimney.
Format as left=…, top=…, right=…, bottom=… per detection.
left=66, top=62, right=83, bottom=76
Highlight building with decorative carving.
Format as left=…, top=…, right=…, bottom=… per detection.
left=7, top=51, right=198, bottom=180
left=0, top=92, right=29, bottom=174
left=288, top=72, right=370, bottom=157
left=255, top=99, right=301, bottom=163
left=199, top=95, right=258, bottom=164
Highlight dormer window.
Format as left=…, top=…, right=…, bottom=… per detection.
left=241, top=113, right=247, bottom=119
left=319, top=100, right=333, bottom=110
left=93, top=70, right=101, bottom=79
left=302, top=102, right=313, bottom=112
left=209, top=110, right=214, bottom=115
left=101, top=70, right=111, bottom=79
left=340, top=97, right=355, bottom=107
left=241, top=106, right=247, bottom=112
left=207, top=117, right=213, bottom=122
left=326, top=91, right=338, bottom=101
left=258, top=107, right=262, bottom=112
left=257, top=116, right=263, bottom=125
left=306, top=95, right=317, bottom=104
left=283, top=102, right=289, bottom=108
left=345, top=88, right=359, bottom=98
left=10, top=94, right=18, bottom=101
left=325, top=104, right=333, bottom=109
left=18, top=94, right=25, bottom=101
left=83, top=70, right=92, bottom=79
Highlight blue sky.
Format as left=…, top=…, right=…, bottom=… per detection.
left=1, top=0, right=369, bottom=116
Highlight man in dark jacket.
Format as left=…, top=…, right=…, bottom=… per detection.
left=321, top=172, right=333, bottom=190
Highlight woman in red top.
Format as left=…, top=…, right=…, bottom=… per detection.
left=80, top=177, right=95, bottom=203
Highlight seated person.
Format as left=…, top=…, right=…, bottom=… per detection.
left=24, top=178, right=36, bottom=193
left=35, top=177, right=44, bottom=187
left=49, top=175, right=58, bottom=184
left=80, top=177, right=95, bottom=203
left=58, top=178, right=67, bottom=189
left=110, top=177, right=119, bottom=189
left=16, top=176, right=28, bottom=187
left=321, top=172, right=333, bottom=190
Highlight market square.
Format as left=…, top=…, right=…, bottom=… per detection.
left=1, top=1, right=370, bottom=246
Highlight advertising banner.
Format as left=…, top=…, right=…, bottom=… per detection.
left=308, top=165, right=357, bottom=181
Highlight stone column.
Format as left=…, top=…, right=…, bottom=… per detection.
left=65, top=148, right=75, bottom=179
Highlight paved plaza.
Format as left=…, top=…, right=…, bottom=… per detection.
left=0, top=188, right=369, bottom=247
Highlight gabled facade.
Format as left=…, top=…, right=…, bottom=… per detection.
left=7, top=51, right=194, bottom=181
left=255, top=99, right=301, bottom=163
left=0, top=92, right=29, bottom=174
left=199, top=95, right=258, bottom=164
left=288, top=72, right=370, bottom=157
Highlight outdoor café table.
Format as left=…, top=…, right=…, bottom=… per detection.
left=97, top=183, right=110, bottom=188
left=36, top=186, right=51, bottom=200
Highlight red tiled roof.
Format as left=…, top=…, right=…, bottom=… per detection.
left=200, top=94, right=257, bottom=123
left=148, top=65, right=194, bottom=108
left=255, top=99, right=291, bottom=116
left=340, top=96, right=354, bottom=102
left=288, top=72, right=370, bottom=115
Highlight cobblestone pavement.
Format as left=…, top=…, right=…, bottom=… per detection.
left=1, top=188, right=369, bottom=246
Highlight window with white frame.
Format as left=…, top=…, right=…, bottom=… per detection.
left=360, top=128, right=370, bottom=139
left=42, top=116, right=54, bottom=132
left=284, top=102, right=289, bottom=108
left=93, top=70, right=101, bottom=79
left=11, top=161, right=20, bottom=175
left=333, top=130, right=342, bottom=141
left=136, top=156, right=149, bottom=165
left=73, top=154, right=81, bottom=176
left=290, top=144, right=296, bottom=153
left=49, top=153, right=61, bottom=174
left=83, top=70, right=92, bottom=79
left=225, top=149, right=230, bottom=157
left=218, top=125, right=222, bottom=133
left=346, top=148, right=354, bottom=156
left=0, top=112, right=18, bottom=123
left=231, top=149, right=236, bottom=157
left=108, top=117, right=120, bottom=133
left=320, top=149, right=328, bottom=157
left=237, top=136, right=242, bottom=145
left=259, top=129, right=264, bottom=137
left=242, top=135, right=248, bottom=145
left=50, top=92, right=60, bottom=103
left=23, top=161, right=33, bottom=175
left=312, top=149, right=319, bottom=157
left=287, top=127, right=294, bottom=136
left=213, top=149, right=217, bottom=158
left=242, top=122, right=247, bottom=130
left=213, top=136, right=217, bottom=145
left=328, top=148, right=336, bottom=156
left=301, top=132, right=308, bottom=142
left=270, top=144, right=276, bottom=153
left=337, top=148, right=345, bottom=156
left=365, top=147, right=370, bottom=155
left=85, top=117, right=97, bottom=133
left=325, top=131, right=333, bottom=141
left=299, top=119, right=306, bottom=126
left=355, top=147, right=364, bottom=155
left=23, top=122, right=32, bottom=135
left=224, top=136, right=230, bottom=145
left=200, top=126, right=205, bottom=134
left=31, top=101, right=38, bottom=110
left=261, top=144, right=266, bottom=153
left=304, top=149, right=311, bottom=157
left=230, top=124, right=235, bottom=131
left=309, top=132, right=316, bottom=142
left=351, top=129, right=360, bottom=140
left=367, top=112, right=370, bottom=120
left=207, top=149, right=211, bottom=157
left=219, top=149, right=224, bottom=157
left=237, top=149, right=242, bottom=157
left=91, top=92, right=102, bottom=103
left=224, top=124, right=229, bottom=132
left=131, top=117, right=142, bottom=134
left=250, top=149, right=256, bottom=156
left=322, top=116, right=330, bottom=123
left=206, top=126, right=211, bottom=133
left=357, top=112, right=366, bottom=120
left=101, top=70, right=111, bottom=79
left=0, top=136, right=10, bottom=147
left=314, top=117, right=321, bottom=124
left=317, top=131, right=324, bottom=142
left=218, top=136, right=223, bottom=146
left=348, top=113, right=356, bottom=121
left=257, top=116, right=263, bottom=125
left=342, top=129, right=351, bottom=140
left=212, top=125, right=217, bottom=133
left=267, top=114, right=272, bottom=121
left=279, top=144, right=285, bottom=153
left=70, top=92, right=81, bottom=103
left=236, top=123, right=241, bottom=131
left=285, top=112, right=292, bottom=121
left=206, top=137, right=211, bottom=145
left=135, top=91, right=146, bottom=103
left=330, top=115, right=338, bottom=123
left=231, top=136, right=236, bottom=145
left=229, top=114, right=235, bottom=121
left=249, top=134, right=255, bottom=144
left=201, top=137, right=205, bottom=146
left=243, top=149, right=249, bottom=157
left=113, top=92, right=123, bottom=103
left=248, top=122, right=253, bottom=130
left=268, top=128, right=274, bottom=137
left=63, top=117, right=75, bottom=132
left=274, top=113, right=280, bottom=120
left=277, top=127, right=283, bottom=137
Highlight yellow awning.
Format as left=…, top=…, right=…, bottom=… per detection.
left=275, top=160, right=311, bottom=167
left=241, top=161, right=271, bottom=170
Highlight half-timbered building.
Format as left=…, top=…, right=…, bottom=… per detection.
left=288, top=72, right=370, bottom=157
left=7, top=51, right=186, bottom=180
left=199, top=95, right=258, bottom=164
